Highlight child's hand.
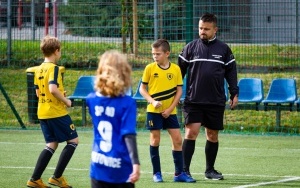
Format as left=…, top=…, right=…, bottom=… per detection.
left=129, top=164, right=140, bottom=183
left=161, top=108, right=171, bottom=118
left=151, top=100, right=162, bottom=108
left=66, top=99, right=72, bottom=107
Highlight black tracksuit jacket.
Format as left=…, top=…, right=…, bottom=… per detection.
left=178, top=37, right=239, bottom=107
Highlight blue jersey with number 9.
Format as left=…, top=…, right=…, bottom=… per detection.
left=86, top=92, right=137, bottom=183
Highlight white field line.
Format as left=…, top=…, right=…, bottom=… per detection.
left=0, top=165, right=298, bottom=179
left=0, top=142, right=300, bottom=152
left=232, top=177, right=300, bottom=188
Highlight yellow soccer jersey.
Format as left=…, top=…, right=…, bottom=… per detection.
left=34, top=62, right=68, bottom=119
left=142, top=62, right=183, bottom=114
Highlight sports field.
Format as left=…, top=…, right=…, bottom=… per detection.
left=0, top=129, right=299, bottom=188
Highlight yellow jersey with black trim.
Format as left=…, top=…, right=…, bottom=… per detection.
left=142, top=62, right=183, bottom=114
left=34, top=62, right=68, bottom=119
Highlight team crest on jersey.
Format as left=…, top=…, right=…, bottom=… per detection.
left=167, top=73, right=174, bottom=80
left=70, top=124, right=75, bottom=130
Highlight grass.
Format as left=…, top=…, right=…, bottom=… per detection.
left=0, top=129, right=300, bottom=188
left=230, top=44, right=300, bottom=67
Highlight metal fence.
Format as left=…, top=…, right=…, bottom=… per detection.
left=1, top=1, right=300, bottom=67
left=0, top=0, right=300, bottom=134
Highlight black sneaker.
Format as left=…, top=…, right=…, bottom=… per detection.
left=205, top=169, right=224, bottom=180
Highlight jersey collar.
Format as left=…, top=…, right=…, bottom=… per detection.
left=201, top=36, right=216, bottom=45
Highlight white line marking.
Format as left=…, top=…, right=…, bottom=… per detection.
left=232, top=177, right=300, bottom=188
left=0, top=166, right=298, bottom=179
left=1, top=142, right=300, bottom=151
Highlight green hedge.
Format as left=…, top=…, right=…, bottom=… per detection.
left=1, top=40, right=299, bottom=70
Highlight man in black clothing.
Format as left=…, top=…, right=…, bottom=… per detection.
left=178, top=13, right=239, bottom=180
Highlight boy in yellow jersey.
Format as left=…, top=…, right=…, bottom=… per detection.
left=139, top=39, right=195, bottom=183
left=26, top=35, right=78, bottom=188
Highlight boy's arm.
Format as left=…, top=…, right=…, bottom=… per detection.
left=139, top=83, right=161, bottom=107
left=49, top=84, right=72, bottom=107
left=35, top=89, right=39, bottom=98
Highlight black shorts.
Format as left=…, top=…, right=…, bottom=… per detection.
left=182, top=104, right=225, bottom=130
left=91, top=178, right=134, bottom=188
left=40, top=115, right=78, bottom=143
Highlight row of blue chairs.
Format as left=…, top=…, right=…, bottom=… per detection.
left=68, top=76, right=299, bottom=126
left=232, top=78, right=299, bottom=127
left=238, top=78, right=299, bottom=109
left=132, top=78, right=299, bottom=128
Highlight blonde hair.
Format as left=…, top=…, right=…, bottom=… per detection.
left=95, top=50, right=132, bottom=97
left=40, top=35, right=61, bottom=57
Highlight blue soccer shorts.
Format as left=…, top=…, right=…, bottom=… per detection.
left=146, top=112, right=180, bottom=130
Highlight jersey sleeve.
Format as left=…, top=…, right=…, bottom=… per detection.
left=141, top=64, right=151, bottom=84
left=224, top=46, right=239, bottom=99
left=176, top=65, right=183, bottom=86
left=124, top=135, right=140, bottom=165
left=178, top=44, right=190, bottom=79
left=48, top=66, right=59, bottom=85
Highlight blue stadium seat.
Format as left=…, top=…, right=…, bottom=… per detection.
left=68, top=76, right=95, bottom=100
left=262, top=78, right=297, bottom=106
left=68, top=76, right=95, bottom=126
left=132, top=79, right=145, bottom=101
left=178, top=77, right=187, bottom=127
left=238, top=78, right=264, bottom=110
left=262, top=78, right=297, bottom=127
left=224, top=79, right=229, bottom=101
left=180, top=76, right=187, bottom=102
left=68, top=76, right=132, bottom=125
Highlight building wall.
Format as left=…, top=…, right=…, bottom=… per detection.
left=193, top=0, right=251, bottom=43
left=251, top=0, right=300, bottom=43
left=193, top=0, right=300, bottom=43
